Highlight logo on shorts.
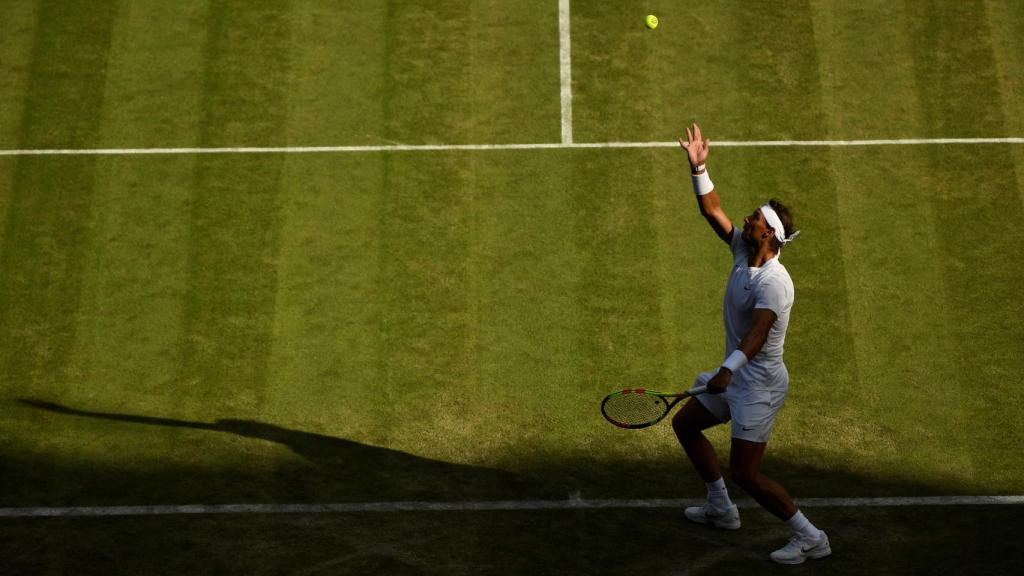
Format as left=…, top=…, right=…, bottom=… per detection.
left=741, top=426, right=755, bottom=431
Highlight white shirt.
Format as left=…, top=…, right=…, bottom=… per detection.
left=723, top=228, right=794, bottom=390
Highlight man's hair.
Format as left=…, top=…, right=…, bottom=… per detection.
left=768, top=198, right=794, bottom=246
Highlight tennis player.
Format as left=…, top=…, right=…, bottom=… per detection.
left=673, top=124, right=830, bottom=565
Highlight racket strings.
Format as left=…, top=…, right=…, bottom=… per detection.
left=602, top=392, right=669, bottom=427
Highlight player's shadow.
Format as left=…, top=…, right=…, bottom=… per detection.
left=8, top=398, right=1020, bottom=576
left=11, top=397, right=973, bottom=507
left=14, top=398, right=528, bottom=503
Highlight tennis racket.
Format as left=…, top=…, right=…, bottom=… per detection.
left=601, top=385, right=708, bottom=429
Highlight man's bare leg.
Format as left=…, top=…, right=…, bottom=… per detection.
left=673, top=398, right=741, bottom=529
left=729, top=438, right=797, bottom=520
left=672, top=398, right=724, bottom=482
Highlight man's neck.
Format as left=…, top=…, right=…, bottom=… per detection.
left=747, top=245, right=779, bottom=268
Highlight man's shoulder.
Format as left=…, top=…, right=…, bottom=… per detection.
left=753, top=262, right=794, bottom=295
left=769, top=260, right=793, bottom=281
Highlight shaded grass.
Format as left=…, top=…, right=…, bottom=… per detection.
left=1, top=425, right=1022, bottom=576
left=0, top=395, right=1010, bottom=506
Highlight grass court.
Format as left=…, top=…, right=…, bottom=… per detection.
left=1, top=1, right=1023, bottom=573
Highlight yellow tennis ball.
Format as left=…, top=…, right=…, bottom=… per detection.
left=645, top=14, right=659, bottom=29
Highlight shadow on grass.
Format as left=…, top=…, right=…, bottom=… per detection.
left=4, top=398, right=1024, bottom=575
left=8, top=397, right=1000, bottom=507
left=11, top=398, right=530, bottom=505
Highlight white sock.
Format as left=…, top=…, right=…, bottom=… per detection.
left=785, top=510, right=822, bottom=539
left=706, top=477, right=733, bottom=510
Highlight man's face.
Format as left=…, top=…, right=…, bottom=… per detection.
left=742, top=208, right=769, bottom=244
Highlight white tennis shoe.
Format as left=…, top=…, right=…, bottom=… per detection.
left=769, top=530, right=831, bottom=565
left=683, top=502, right=741, bottom=530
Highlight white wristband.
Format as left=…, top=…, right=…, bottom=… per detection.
left=721, top=349, right=748, bottom=373
left=692, top=169, right=714, bottom=196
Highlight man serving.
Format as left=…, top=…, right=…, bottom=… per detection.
left=673, top=123, right=830, bottom=565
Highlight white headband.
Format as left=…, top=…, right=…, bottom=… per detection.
left=760, top=204, right=800, bottom=247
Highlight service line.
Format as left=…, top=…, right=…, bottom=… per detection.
left=558, top=0, right=573, bottom=144
left=2, top=138, right=1023, bottom=157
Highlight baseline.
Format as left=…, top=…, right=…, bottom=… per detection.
left=2, top=495, right=1022, bottom=518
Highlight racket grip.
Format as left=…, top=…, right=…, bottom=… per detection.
left=689, top=385, right=708, bottom=395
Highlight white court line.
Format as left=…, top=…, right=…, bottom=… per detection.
left=1, top=495, right=1022, bottom=518
left=558, top=0, right=573, bottom=144
left=1, top=138, right=1023, bottom=157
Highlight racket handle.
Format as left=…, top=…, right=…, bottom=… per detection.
left=689, top=385, right=708, bottom=396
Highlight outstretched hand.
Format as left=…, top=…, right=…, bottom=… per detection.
left=679, top=123, right=710, bottom=170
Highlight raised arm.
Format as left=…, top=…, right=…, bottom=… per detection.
left=680, top=123, right=733, bottom=245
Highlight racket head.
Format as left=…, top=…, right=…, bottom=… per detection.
left=600, top=388, right=677, bottom=429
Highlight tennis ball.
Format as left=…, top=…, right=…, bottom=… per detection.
left=645, top=14, right=659, bottom=29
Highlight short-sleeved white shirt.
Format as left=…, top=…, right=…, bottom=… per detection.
left=723, top=227, right=794, bottom=391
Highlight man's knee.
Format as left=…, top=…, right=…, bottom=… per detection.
left=730, top=462, right=758, bottom=490
left=672, top=398, right=721, bottom=442
left=671, top=409, right=699, bottom=441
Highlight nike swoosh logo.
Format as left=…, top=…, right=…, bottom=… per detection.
left=741, top=426, right=754, bottom=431
left=743, top=286, right=752, bottom=290
left=801, top=543, right=825, bottom=553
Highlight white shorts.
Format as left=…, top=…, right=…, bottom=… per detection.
left=693, top=370, right=787, bottom=443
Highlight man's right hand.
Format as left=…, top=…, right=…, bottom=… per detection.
left=706, top=367, right=732, bottom=394
left=679, top=123, right=710, bottom=172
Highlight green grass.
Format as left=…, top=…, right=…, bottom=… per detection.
left=3, top=506, right=1024, bottom=575
left=1, top=1, right=1024, bottom=574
